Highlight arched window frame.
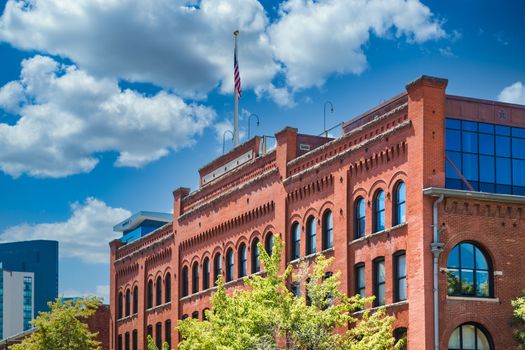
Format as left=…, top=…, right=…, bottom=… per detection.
left=291, top=222, right=301, bottom=260
left=354, top=197, right=366, bottom=239
left=373, top=189, right=385, bottom=233
left=125, top=288, right=131, bottom=317
left=393, top=181, right=406, bottom=226
left=226, top=248, right=234, bottom=282
left=192, top=262, right=199, bottom=294
left=165, top=273, right=171, bottom=303
left=448, top=322, right=493, bottom=350
left=322, top=209, right=333, bottom=250
left=132, top=286, right=138, bottom=314
left=265, top=232, right=274, bottom=256
left=238, top=244, right=247, bottom=278
left=147, top=280, right=153, bottom=309
left=306, top=216, right=317, bottom=255
left=181, top=266, right=189, bottom=298
left=202, top=257, right=210, bottom=290
left=155, top=276, right=162, bottom=306
left=447, top=242, right=493, bottom=298
left=213, top=253, right=222, bottom=286
left=252, top=238, right=260, bottom=273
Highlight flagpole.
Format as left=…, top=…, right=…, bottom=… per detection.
left=233, top=30, right=240, bottom=147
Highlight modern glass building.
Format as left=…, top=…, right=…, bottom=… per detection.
left=0, top=268, right=35, bottom=339
left=0, top=240, right=58, bottom=319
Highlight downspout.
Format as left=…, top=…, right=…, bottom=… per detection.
left=431, top=194, right=445, bottom=350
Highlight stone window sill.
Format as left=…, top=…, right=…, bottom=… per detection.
left=446, top=296, right=499, bottom=303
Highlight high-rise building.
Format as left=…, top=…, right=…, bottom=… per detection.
left=0, top=240, right=58, bottom=319
left=110, top=76, right=525, bottom=349
left=0, top=268, right=35, bottom=339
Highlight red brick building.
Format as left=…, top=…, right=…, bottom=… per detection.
left=110, top=75, right=525, bottom=350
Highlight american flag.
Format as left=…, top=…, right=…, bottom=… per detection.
left=234, top=34, right=242, bottom=98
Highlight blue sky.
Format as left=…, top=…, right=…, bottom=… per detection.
left=0, top=0, right=523, bottom=302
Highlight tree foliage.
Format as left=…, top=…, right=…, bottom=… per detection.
left=147, top=335, right=170, bottom=350
left=12, top=297, right=102, bottom=350
left=513, top=291, right=525, bottom=348
left=178, top=236, right=404, bottom=350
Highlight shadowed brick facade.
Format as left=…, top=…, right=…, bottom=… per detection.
left=110, top=76, right=525, bottom=350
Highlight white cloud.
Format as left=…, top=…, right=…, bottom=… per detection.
left=62, top=285, right=110, bottom=303
left=0, top=197, right=131, bottom=264
left=0, top=55, right=216, bottom=177
left=498, top=82, right=525, bottom=105
left=268, top=0, right=445, bottom=89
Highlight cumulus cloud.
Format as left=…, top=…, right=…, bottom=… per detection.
left=498, top=82, right=525, bottom=105
left=269, top=0, right=445, bottom=89
left=0, top=197, right=131, bottom=264
left=0, top=55, right=216, bottom=177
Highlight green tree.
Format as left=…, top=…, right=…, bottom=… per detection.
left=512, top=291, right=525, bottom=348
left=178, top=236, right=403, bottom=350
left=147, top=335, right=170, bottom=350
left=12, top=297, right=102, bottom=350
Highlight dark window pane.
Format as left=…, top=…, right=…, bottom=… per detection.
left=446, top=119, right=461, bottom=129
left=496, top=157, right=511, bottom=184
left=462, top=153, right=478, bottom=181
left=512, top=138, right=525, bottom=159
left=496, top=184, right=512, bottom=194
left=460, top=243, right=475, bottom=269
left=446, top=178, right=463, bottom=189
left=480, top=182, right=495, bottom=193
left=479, top=134, right=494, bottom=155
left=479, top=123, right=494, bottom=134
left=462, top=131, right=478, bottom=153
left=512, top=127, right=525, bottom=138
left=513, top=186, right=525, bottom=195
left=496, top=125, right=510, bottom=136
left=479, top=156, right=495, bottom=182
left=462, top=120, right=478, bottom=131
left=446, top=151, right=462, bottom=179
left=495, top=136, right=511, bottom=157
left=513, top=159, right=525, bottom=186
left=446, top=129, right=461, bottom=151
left=448, top=246, right=460, bottom=268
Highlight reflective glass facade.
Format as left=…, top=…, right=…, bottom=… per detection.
left=0, top=271, right=3, bottom=339
left=23, top=276, right=33, bottom=330
left=445, top=118, right=525, bottom=195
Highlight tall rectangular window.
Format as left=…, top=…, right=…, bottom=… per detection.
left=155, top=322, right=162, bottom=349
left=23, top=276, right=32, bottom=330
left=132, top=330, right=138, bottom=350
left=355, top=263, right=365, bottom=298
left=165, top=320, right=172, bottom=348
left=373, top=258, right=385, bottom=306
left=394, top=252, right=407, bottom=302
left=117, top=335, right=123, bottom=350
left=445, top=118, right=525, bottom=195
left=124, top=332, right=130, bottom=350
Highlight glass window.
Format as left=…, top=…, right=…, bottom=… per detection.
left=132, top=330, right=138, bottom=350
left=192, top=311, right=199, bottom=319
left=393, top=182, right=406, bottom=226
left=448, top=323, right=492, bottom=350
left=291, top=282, right=301, bottom=297
left=354, top=197, right=366, bottom=239
left=513, top=138, right=525, bottom=159
left=462, top=131, right=478, bottom=153
left=265, top=233, right=275, bottom=256
left=479, top=156, right=495, bottom=183
left=147, top=280, right=153, bottom=308
left=192, top=262, right=199, bottom=294
left=373, top=258, right=386, bottom=306
left=117, top=335, right=122, bottom=350
left=118, top=292, right=123, bottom=319
left=394, top=252, right=407, bottom=302
left=306, top=216, right=316, bottom=255
left=373, top=190, right=385, bottom=233
left=156, top=276, right=162, bottom=306
left=155, top=322, right=162, bottom=349
left=495, top=136, right=510, bottom=157
left=479, top=123, right=494, bottom=134
left=355, top=263, right=366, bottom=298
left=446, top=119, right=461, bottom=129
left=394, top=328, right=407, bottom=350
left=125, top=332, right=130, bottom=350
left=462, top=120, right=477, bottom=132
left=181, top=267, right=188, bottom=298
left=447, top=242, right=491, bottom=297
left=165, top=320, right=172, bottom=348
left=446, top=129, right=461, bottom=151
left=133, top=286, right=138, bottom=314
left=495, top=125, right=510, bottom=136
left=462, top=153, right=478, bottom=181
left=322, top=210, right=333, bottom=250
left=496, top=157, right=511, bottom=184
left=125, top=289, right=131, bottom=317
left=512, top=127, right=525, bottom=138
left=213, top=254, right=222, bottom=286
left=226, top=249, right=234, bottom=282
left=252, top=239, right=260, bottom=273
left=165, top=273, right=171, bottom=303
left=203, top=258, right=210, bottom=290
left=478, top=134, right=494, bottom=155
left=291, top=222, right=301, bottom=260
left=238, top=244, right=247, bottom=278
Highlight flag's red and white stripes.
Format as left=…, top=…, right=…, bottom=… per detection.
left=234, top=36, right=242, bottom=98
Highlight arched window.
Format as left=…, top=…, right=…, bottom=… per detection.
left=181, top=266, right=189, bottom=297
left=125, top=289, right=131, bottom=317
left=118, top=292, right=123, bottom=319
left=203, top=258, right=210, bottom=290
left=448, top=323, right=493, bottom=350
left=354, top=197, right=366, bottom=239
left=203, top=308, right=210, bottom=321
left=322, top=209, right=333, bottom=250
left=394, top=328, right=407, bottom=350
left=238, top=244, right=247, bottom=278
left=165, top=273, right=171, bottom=303
left=393, top=181, right=406, bottom=225
left=156, top=276, right=162, bottom=306
left=265, top=232, right=274, bottom=256
left=213, top=253, right=222, bottom=286
left=165, top=320, right=172, bottom=348
left=147, top=280, right=153, bottom=308
left=252, top=238, right=260, bottom=273
left=306, top=216, right=316, bottom=255
left=192, top=262, right=199, bottom=294
left=291, top=222, right=301, bottom=260
left=447, top=242, right=492, bottom=297
left=226, top=248, right=234, bottom=282
left=192, top=311, right=199, bottom=319
left=373, top=189, right=385, bottom=232
left=132, top=286, right=138, bottom=314
left=155, top=322, right=162, bottom=349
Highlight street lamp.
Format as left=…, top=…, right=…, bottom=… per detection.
left=223, top=130, right=234, bottom=154
left=323, top=101, right=334, bottom=137
left=247, top=113, right=260, bottom=139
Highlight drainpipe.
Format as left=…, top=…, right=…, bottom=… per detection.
left=430, top=194, right=444, bottom=350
